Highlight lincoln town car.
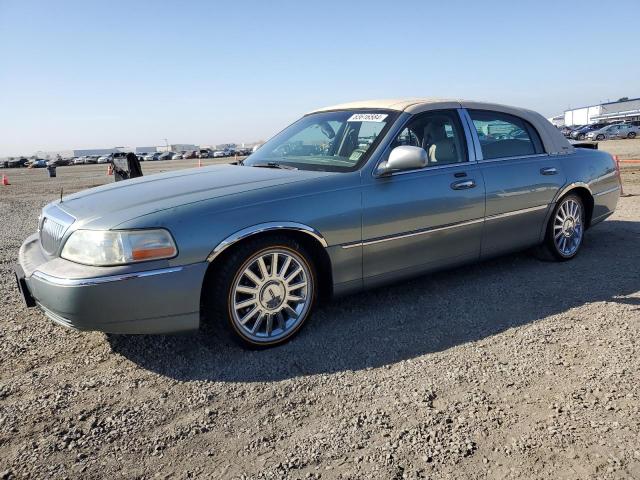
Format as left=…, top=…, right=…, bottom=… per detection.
left=15, top=99, right=621, bottom=347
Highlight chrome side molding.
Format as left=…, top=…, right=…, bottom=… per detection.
left=485, top=204, right=548, bottom=221
left=342, top=217, right=485, bottom=249
left=593, top=185, right=621, bottom=197
left=31, top=267, right=184, bottom=287
left=342, top=204, right=550, bottom=249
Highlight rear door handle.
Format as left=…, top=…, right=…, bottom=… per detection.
left=540, top=167, right=558, bottom=175
left=451, top=179, right=476, bottom=190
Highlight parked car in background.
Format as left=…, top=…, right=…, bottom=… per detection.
left=611, top=124, right=639, bottom=139
left=158, top=152, right=174, bottom=161
left=73, top=156, right=86, bottom=165
left=30, top=159, right=48, bottom=168
left=8, top=157, right=29, bottom=168
left=213, top=150, right=226, bottom=158
left=84, top=155, right=99, bottom=164
left=570, top=123, right=609, bottom=140
left=561, top=125, right=579, bottom=138
left=49, top=157, right=71, bottom=167
left=98, top=152, right=128, bottom=164
left=143, top=152, right=161, bottom=161
left=183, top=151, right=198, bottom=159
left=15, top=98, right=621, bottom=348
left=587, top=123, right=639, bottom=140
left=172, top=153, right=183, bottom=160
left=198, top=149, right=211, bottom=159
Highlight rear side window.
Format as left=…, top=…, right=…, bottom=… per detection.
left=469, top=110, right=544, bottom=160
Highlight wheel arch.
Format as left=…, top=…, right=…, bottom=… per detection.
left=552, top=183, right=595, bottom=229
left=202, top=222, right=334, bottom=305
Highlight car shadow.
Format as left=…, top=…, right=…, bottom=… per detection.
left=107, top=219, right=640, bottom=383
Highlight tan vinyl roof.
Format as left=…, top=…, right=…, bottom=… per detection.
left=311, top=98, right=461, bottom=113
left=310, top=98, right=574, bottom=156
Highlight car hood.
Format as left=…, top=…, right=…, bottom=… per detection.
left=56, top=164, right=333, bottom=228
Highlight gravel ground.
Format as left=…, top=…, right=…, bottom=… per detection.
left=595, top=137, right=640, bottom=161
left=1, top=161, right=639, bottom=479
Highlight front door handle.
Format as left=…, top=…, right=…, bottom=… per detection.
left=451, top=179, right=476, bottom=190
left=540, top=167, right=558, bottom=175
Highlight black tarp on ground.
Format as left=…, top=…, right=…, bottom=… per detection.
left=112, top=153, right=143, bottom=182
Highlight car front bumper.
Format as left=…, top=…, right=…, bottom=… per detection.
left=16, top=233, right=208, bottom=334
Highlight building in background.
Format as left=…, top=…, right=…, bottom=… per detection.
left=155, top=144, right=199, bottom=153
left=135, top=146, right=157, bottom=154
left=563, top=97, right=640, bottom=126
left=547, top=115, right=565, bottom=127
left=34, top=147, right=123, bottom=159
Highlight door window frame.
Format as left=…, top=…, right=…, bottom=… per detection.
left=372, top=108, right=476, bottom=177
left=462, top=108, right=549, bottom=163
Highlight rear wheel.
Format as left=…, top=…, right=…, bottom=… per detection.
left=596, top=134, right=605, bottom=141
left=628, top=132, right=636, bottom=139
left=539, top=194, right=585, bottom=261
left=205, top=236, right=317, bottom=348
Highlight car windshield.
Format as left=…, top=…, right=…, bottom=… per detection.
left=244, top=110, right=397, bottom=172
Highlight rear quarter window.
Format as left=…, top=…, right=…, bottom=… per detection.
left=469, top=110, right=545, bottom=160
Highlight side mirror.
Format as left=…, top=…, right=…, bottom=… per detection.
left=376, top=146, right=428, bottom=176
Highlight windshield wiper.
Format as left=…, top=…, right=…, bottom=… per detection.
left=251, top=162, right=297, bottom=170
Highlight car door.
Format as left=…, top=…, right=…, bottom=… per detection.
left=619, top=124, right=633, bottom=138
left=465, top=109, right=567, bottom=257
left=360, top=109, right=485, bottom=287
left=608, top=125, right=622, bottom=139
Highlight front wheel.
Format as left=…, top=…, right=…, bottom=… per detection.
left=596, top=134, right=605, bottom=141
left=205, top=236, right=317, bottom=348
left=540, top=194, right=585, bottom=261
left=628, top=132, right=636, bottom=139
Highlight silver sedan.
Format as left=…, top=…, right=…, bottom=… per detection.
left=587, top=123, right=639, bottom=140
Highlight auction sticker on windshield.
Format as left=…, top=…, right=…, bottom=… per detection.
left=347, top=113, right=388, bottom=122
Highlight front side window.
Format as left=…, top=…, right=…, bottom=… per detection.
left=389, top=110, right=467, bottom=166
left=244, top=110, right=397, bottom=172
left=469, top=110, right=544, bottom=160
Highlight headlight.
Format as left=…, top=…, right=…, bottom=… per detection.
left=61, top=229, right=177, bottom=266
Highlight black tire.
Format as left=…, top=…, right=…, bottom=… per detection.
left=537, top=193, right=585, bottom=262
left=596, top=134, right=605, bottom=141
left=203, top=235, right=317, bottom=349
left=578, top=133, right=585, bottom=140
left=628, top=132, right=636, bottom=139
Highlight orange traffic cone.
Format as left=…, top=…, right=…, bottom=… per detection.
left=1, top=174, right=9, bottom=186
left=107, top=165, right=113, bottom=176
left=613, top=155, right=624, bottom=196
left=198, top=158, right=202, bottom=167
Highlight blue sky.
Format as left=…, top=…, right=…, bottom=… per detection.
left=1, top=0, right=638, bottom=156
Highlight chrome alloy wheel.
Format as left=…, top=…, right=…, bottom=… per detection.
left=553, top=198, right=583, bottom=257
left=230, top=248, right=313, bottom=343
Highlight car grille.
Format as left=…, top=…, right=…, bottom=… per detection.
left=40, top=218, right=66, bottom=254
left=39, top=206, right=75, bottom=255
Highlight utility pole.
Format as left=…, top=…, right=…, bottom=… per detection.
left=163, top=138, right=169, bottom=152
